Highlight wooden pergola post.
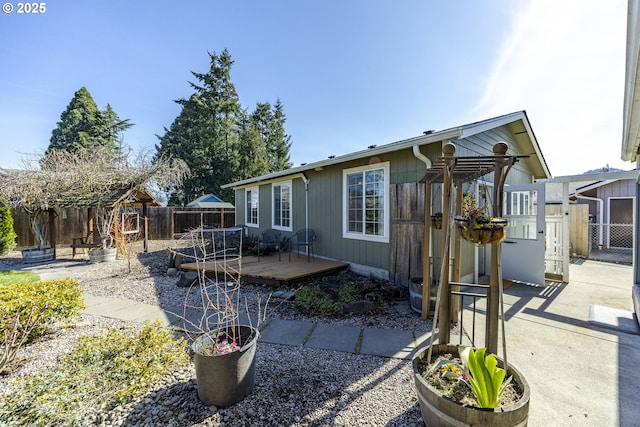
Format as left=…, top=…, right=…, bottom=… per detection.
left=422, top=141, right=526, bottom=353
left=422, top=183, right=432, bottom=319
left=437, top=143, right=456, bottom=344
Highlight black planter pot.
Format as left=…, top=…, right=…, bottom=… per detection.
left=192, top=325, right=259, bottom=407
left=413, top=344, right=530, bottom=427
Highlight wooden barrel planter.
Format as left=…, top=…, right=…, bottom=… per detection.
left=88, top=248, right=117, bottom=263
left=21, top=247, right=54, bottom=263
left=413, top=345, right=530, bottom=427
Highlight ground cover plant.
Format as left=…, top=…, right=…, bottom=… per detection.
left=294, top=282, right=362, bottom=316
left=0, top=322, right=188, bottom=426
left=0, top=278, right=85, bottom=373
left=0, top=278, right=84, bottom=341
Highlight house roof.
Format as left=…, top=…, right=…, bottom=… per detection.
left=623, top=0, right=640, bottom=162
left=223, top=111, right=551, bottom=189
left=540, top=169, right=640, bottom=202
left=186, top=194, right=235, bottom=209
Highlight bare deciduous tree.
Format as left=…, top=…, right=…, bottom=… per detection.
left=0, top=146, right=189, bottom=249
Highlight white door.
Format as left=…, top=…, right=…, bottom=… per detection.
left=500, top=183, right=546, bottom=285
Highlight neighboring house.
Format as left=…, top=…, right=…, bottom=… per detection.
left=543, top=170, right=637, bottom=262
left=223, top=111, right=550, bottom=285
left=186, top=194, right=235, bottom=209
left=621, top=0, right=640, bottom=323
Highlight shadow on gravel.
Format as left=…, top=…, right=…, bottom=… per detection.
left=123, top=342, right=423, bottom=426
left=128, top=242, right=424, bottom=426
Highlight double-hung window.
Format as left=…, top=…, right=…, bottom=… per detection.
left=343, top=162, right=389, bottom=242
left=245, top=187, right=259, bottom=227
left=272, top=181, right=292, bottom=231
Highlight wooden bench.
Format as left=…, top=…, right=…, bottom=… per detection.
left=70, top=236, right=101, bottom=257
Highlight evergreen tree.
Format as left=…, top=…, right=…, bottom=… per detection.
left=156, top=50, right=243, bottom=204
left=48, top=87, right=131, bottom=154
left=237, top=116, right=269, bottom=179
left=269, top=99, right=292, bottom=172
left=245, top=100, right=292, bottom=173
left=156, top=50, right=293, bottom=205
left=0, top=201, right=17, bottom=255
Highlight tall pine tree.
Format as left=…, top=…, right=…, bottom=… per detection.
left=48, top=87, right=132, bottom=154
left=156, top=50, right=293, bottom=205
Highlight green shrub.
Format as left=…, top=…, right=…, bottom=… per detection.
left=295, top=283, right=362, bottom=317
left=0, top=203, right=17, bottom=256
left=0, top=322, right=188, bottom=426
left=0, top=279, right=85, bottom=340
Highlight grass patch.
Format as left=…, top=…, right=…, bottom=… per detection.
left=0, top=322, right=188, bottom=426
left=0, top=270, right=39, bottom=286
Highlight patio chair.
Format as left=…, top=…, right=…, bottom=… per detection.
left=258, top=228, right=284, bottom=261
left=290, top=228, right=316, bottom=262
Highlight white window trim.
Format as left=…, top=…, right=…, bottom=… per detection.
left=245, top=186, right=259, bottom=228
left=342, top=162, right=390, bottom=243
left=272, top=180, right=293, bottom=232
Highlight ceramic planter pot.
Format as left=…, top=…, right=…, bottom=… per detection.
left=192, top=325, right=259, bottom=407
left=413, top=344, right=530, bottom=427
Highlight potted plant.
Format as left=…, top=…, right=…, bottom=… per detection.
left=413, top=344, right=530, bottom=426
left=88, top=206, right=118, bottom=262
left=21, top=209, right=55, bottom=263
left=431, top=212, right=443, bottom=229
left=181, top=227, right=261, bottom=408
left=454, top=193, right=507, bottom=244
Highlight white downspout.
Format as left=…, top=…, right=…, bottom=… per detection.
left=301, top=173, right=310, bottom=254
left=575, top=193, right=604, bottom=247
left=413, top=145, right=432, bottom=168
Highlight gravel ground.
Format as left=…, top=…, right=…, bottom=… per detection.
left=0, top=241, right=430, bottom=426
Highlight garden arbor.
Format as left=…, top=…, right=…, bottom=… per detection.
left=0, top=147, right=188, bottom=258
left=421, top=141, right=529, bottom=355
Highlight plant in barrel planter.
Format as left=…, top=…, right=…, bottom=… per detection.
left=415, top=142, right=532, bottom=426
left=88, top=206, right=119, bottom=263
left=180, top=227, right=261, bottom=408
left=413, top=344, right=530, bottom=427
left=21, top=209, right=55, bottom=263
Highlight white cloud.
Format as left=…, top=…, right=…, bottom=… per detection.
left=473, top=0, right=628, bottom=176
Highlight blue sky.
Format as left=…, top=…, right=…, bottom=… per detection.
left=0, top=0, right=629, bottom=176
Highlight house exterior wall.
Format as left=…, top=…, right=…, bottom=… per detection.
left=575, top=179, right=635, bottom=224
left=233, top=123, right=541, bottom=282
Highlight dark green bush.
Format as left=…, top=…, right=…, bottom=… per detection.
left=0, top=203, right=16, bottom=256
left=294, top=283, right=362, bottom=317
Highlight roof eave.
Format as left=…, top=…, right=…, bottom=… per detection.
left=222, top=128, right=462, bottom=189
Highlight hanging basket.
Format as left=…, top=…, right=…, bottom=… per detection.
left=455, top=217, right=508, bottom=244
left=430, top=214, right=443, bottom=229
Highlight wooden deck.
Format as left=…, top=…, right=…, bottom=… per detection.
left=180, top=254, right=349, bottom=286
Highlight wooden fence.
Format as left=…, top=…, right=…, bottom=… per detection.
left=10, top=207, right=236, bottom=247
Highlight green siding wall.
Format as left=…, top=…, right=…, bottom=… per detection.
left=232, top=122, right=542, bottom=281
